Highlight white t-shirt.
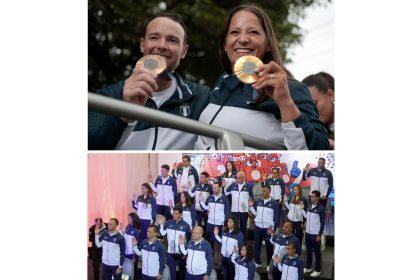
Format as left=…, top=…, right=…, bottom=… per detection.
left=151, top=77, right=176, bottom=109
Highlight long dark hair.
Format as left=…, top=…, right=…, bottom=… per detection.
left=302, top=72, right=335, bottom=94
left=128, top=212, right=142, bottom=230
left=176, top=191, right=193, bottom=208
left=218, top=4, right=294, bottom=79
left=142, top=183, right=154, bottom=204
left=244, top=245, right=254, bottom=262
left=223, top=161, right=237, bottom=178
left=224, top=215, right=240, bottom=235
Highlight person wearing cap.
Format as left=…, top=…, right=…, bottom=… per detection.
left=302, top=190, right=325, bottom=278
left=94, top=218, right=126, bottom=280
left=179, top=226, right=213, bottom=280
left=89, top=217, right=108, bottom=280
left=269, top=222, right=301, bottom=280
left=132, top=225, right=165, bottom=280
left=248, top=184, right=280, bottom=268
left=188, top=171, right=213, bottom=229
left=194, top=4, right=329, bottom=150
left=89, top=13, right=210, bottom=150
left=224, top=171, right=254, bottom=240
left=158, top=206, right=191, bottom=280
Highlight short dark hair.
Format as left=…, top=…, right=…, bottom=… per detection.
left=182, top=155, right=191, bottom=162
left=319, top=157, right=326, bottom=162
left=148, top=224, right=159, bottom=233
left=155, top=13, right=188, bottom=44
left=287, top=241, right=297, bottom=250
left=110, top=218, right=119, bottom=225
left=201, top=171, right=209, bottom=178
left=302, top=72, right=335, bottom=94
left=244, top=245, right=254, bottom=261
left=173, top=206, right=183, bottom=214
left=262, top=184, right=271, bottom=190
left=161, top=164, right=170, bottom=171
left=311, top=190, right=321, bottom=198
left=95, top=217, right=103, bottom=223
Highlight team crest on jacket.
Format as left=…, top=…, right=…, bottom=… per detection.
left=179, top=104, right=191, bottom=117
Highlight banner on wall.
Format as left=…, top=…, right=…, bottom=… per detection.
left=183, top=153, right=335, bottom=204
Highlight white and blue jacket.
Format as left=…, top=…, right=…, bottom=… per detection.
left=302, top=167, right=333, bottom=197
left=219, top=171, right=237, bottom=189
left=225, top=182, right=254, bottom=213
left=159, top=219, right=191, bottom=254
left=123, top=224, right=141, bottom=257
left=250, top=197, right=280, bottom=230
left=152, top=176, right=177, bottom=206
left=278, top=255, right=303, bottom=280
left=180, top=238, right=213, bottom=276
left=170, top=203, right=196, bottom=229
left=264, top=177, right=286, bottom=201
left=132, top=194, right=157, bottom=222
left=302, top=203, right=325, bottom=236
left=89, top=72, right=211, bottom=150
left=270, top=233, right=302, bottom=266
left=172, top=165, right=199, bottom=193
left=230, top=252, right=256, bottom=280
left=188, top=183, right=213, bottom=211
left=133, top=238, right=165, bottom=277
left=285, top=197, right=309, bottom=223
left=95, top=230, right=125, bottom=267
left=194, top=74, right=330, bottom=150
left=200, top=193, right=231, bottom=226
left=215, top=229, right=244, bottom=258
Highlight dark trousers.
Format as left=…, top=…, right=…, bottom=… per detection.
left=91, top=250, right=102, bottom=280
left=254, top=225, right=274, bottom=265
left=206, top=223, right=223, bottom=251
left=196, top=210, right=208, bottom=228
left=102, top=263, right=121, bottom=280
left=221, top=255, right=234, bottom=280
left=305, top=233, right=322, bottom=272
left=142, top=274, right=158, bottom=280
left=157, top=204, right=172, bottom=221
left=232, top=212, right=248, bottom=240
left=186, top=271, right=206, bottom=280
left=133, top=258, right=141, bottom=280
left=167, top=253, right=186, bottom=280
left=140, top=219, right=151, bottom=241
left=272, top=264, right=282, bottom=280
left=292, top=221, right=304, bottom=245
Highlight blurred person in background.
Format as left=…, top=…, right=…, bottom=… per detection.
left=302, top=72, right=334, bottom=149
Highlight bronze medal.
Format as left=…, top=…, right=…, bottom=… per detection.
left=135, top=54, right=167, bottom=75
left=233, top=55, right=263, bottom=84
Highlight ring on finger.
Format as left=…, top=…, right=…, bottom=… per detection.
left=269, top=73, right=275, bottom=79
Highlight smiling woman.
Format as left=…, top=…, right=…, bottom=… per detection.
left=195, top=4, right=330, bottom=151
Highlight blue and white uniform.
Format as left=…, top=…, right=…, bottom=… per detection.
left=172, top=165, right=199, bottom=194
left=250, top=197, right=280, bottom=266
left=122, top=224, right=141, bottom=259
left=215, top=229, right=244, bottom=280
left=171, top=203, right=196, bottom=229
left=270, top=233, right=302, bottom=279
left=230, top=252, right=256, bottom=280
left=264, top=177, right=286, bottom=202
left=152, top=175, right=177, bottom=220
left=132, top=238, right=165, bottom=278
left=180, top=238, right=213, bottom=278
left=302, top=167, right=333, bottom=198
left=159, top=219, right=191, bottom=254
left=195, top=74, right=330, bottom=150
left=95, top=230, right=125, bottom=280
left=132, top=194, right=157, bottom=241
left=302, top=203, right=325, bottom=273
left=277, top=255, right=303, bottom=280
left=188, top=182, right=213, bottom=227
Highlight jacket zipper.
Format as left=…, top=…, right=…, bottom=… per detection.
left=151, top=127, right=158, bottom=150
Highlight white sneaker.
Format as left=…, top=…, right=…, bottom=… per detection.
left=310, top=271, right=321, bottom=277
left=254, top=261, right=261, bottom=268
left=303, top=268, right=312, bottom=273
left=266, top=265, right=270, bottom=272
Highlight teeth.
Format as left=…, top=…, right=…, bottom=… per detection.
left=236, top=49, right=252, bottom=53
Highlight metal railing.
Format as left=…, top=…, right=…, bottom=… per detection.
left=88, top=92, right=285, bottom=150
